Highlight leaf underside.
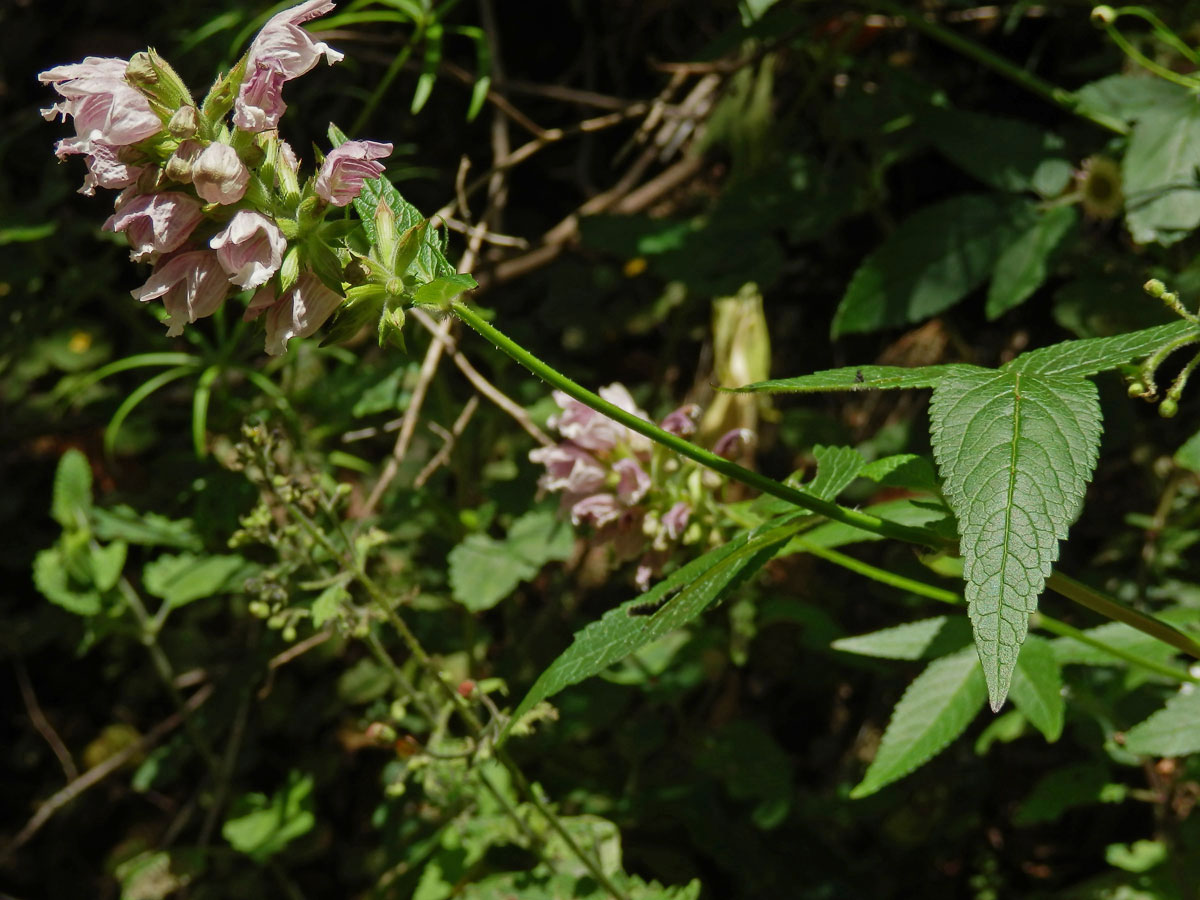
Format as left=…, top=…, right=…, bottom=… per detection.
left=930, top=369, right=1102, bottom=709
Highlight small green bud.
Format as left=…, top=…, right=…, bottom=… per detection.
left=1143, top=278, right=1167, bottom=299
left=282, top=625, right=297, bottom=642
left=1127, top=381, right=1147, bottom=398
left=248, top=600, right=270, bottom=618
left=1159, top=398, right=1178, bottom=418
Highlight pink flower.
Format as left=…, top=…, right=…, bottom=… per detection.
left=210, top=210, right=287, bottom=289
left=713, top=428, right=756, bottom=459
left=660, top=403, right=700, bottom=437
left=661, top=501, right=691, bottom=540
left=233, top=0, right=344, bottom=132
left=104, top=191, right=204, bottom=262
left=78, top=142, right=145, bottom=196
left=314, top=141, right=392, bottom=206
left=529, top=443, right=606, bottom=496
left=131, top=251, right=229, bottom=336
left=613, top=458, right=650, bottom=504
left=570, top=494, right=623, bottom=528
left=192, top=143, right=250, bottom=204
left=245, top=273, right=344, bottom=355
left=548, top=384, right=652, bottom=454
left=39, top=57, right=161, bottom=153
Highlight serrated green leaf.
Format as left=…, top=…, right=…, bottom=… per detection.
left=223, top=771, right=315, bottom=862
left=832, top=194, right=1035, bottom=336
left=1175, top=427, right=1200, bottom=472
left=90, top=506, right=201, bottom=550
left=413, top=273, right=478, bottom=307
left=733, top=363, right=973, bottom=394
left=805, top=445, right=865, bottom=499
left=33, top=547, right=102, bottom=615
left=1008, top=634, right=1064, bottom=742
left=1005, top=320, right=1196, bottom=377
left=52, top=448, right=92, bottom=529
left=355, top=176, right=455, bottom=284
left=832, top=615, right=973, bottom=661
left=930, top=371, right=1102, bottom=709
left=787, top=497, right=952, bottom=551
left=1051, top=609, right=1200, bottom=668
left=859, top=453, right=940, bottom=493
left=851, top=647, right=987, bottom=798
left=506, top=508, right=576, bottom=565
left=923, top=107, right=1067, bottom=194
left=1123, top=91, right=1200, bottom=245
left=986, top=205, right=1077, bottom=319
left=143, top=553, right=249, bottom=609
left=503, top=516, right=802, bottom=741
left=1123, top=689, right=1200, bottom=756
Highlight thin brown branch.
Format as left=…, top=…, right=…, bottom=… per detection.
left=13, top=660, right=77, bottom=782
left=415, top=395, right=479, bottom=487
left=0, top=684, right=213, bottom=866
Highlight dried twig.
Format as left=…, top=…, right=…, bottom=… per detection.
left=14, top=660, right=77, bottom=781
left=415, top=395, right=479, bottom=487
left=1, top=684, right=213, bottom=866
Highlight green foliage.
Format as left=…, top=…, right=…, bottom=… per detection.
left=832, top=194, right=1035, bottom=336
left=1123, top=690, right=1200, bottom=756
left=851, top=647, right=988, bottom=798
left=832, top=616, right=973, bottom=661
left=222, top=771, right=316, bottom=862
left=931, top=369, right=1102, bottom=709
left=448, top=508, right=574, bottom=611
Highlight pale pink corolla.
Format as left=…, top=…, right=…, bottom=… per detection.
left=570, top=494, right=623, bottom=528
left=192, top=143, right=250, bottom=204
left=661, top=501, right=691, bottom=540
left=314, top=141, right=392, bottom=206
left=613, top=458, right=651, bottom=505
left=245, top=273, right=344, bottom=355
left=131, top=251, right=229, bottom=336
left=528, top=443, right=606, bottom=496
left=660, top=403, right=700, bottom=437
left=713, top=428, right=755, bottom=459
left=104, top=191, right=204, bottom=262
left=78, top=142, right=145, bottom=196
left=210, top=210, right=287, bottom=290
left=549, top=384, right=651, bottom=454
left=233, top=0, right=344, bottom=132
left=39, top=57, right=161, bottom=153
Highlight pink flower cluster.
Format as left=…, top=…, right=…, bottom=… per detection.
left=39, top=1, right=393, bottom=354
left=531, top=386, right=745, bottom=589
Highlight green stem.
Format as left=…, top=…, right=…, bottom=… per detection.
left=1100, top=18, right=1200, bottom=89
left=800, top=541, right=1198, bottom=683
left=450, top=301, right=941, bottom=549
left=1046, top=572, right=1200, bottom=662
left=873, top=1, right=1129, bottom=135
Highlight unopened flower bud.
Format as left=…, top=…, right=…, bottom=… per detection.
left=365, top=722, right=398, bottom=744
left=126, top=49, right=193, bottom=112
left=1091, top=5, right=1117, bottom=26
left=1159, top=398, right=1179, bottom=418
left=164, top=139, right=202, bottom=183
left=1144, top=278, right=1167, bottom=299
left=1127, top=381, right=1147, bottom=398
left=168, top=105, right=199, bottom=138
left=193, top=142, right=249, bottom=204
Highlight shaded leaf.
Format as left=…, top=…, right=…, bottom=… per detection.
left=33, top=547, right=101, bottom=615
left=1124, top=689, right=1200, bottom=756
left=832, top=194, right=1034, bottom=336
left=223, top=771, right=315, bottom=862
left=449, top=509, right=574, bottom=612
left=924, top=107, right=1067, bottom=194
left=1008, top=635, right=1064, bottom=742
left=986, top=205, right=1077, bottom=319
left=832, top=616, right=973, bottom=661
left=1014, top=762, right=1126, bottom=826
left=143, top=553, right=249, bottom=609
left=90, top=506, right=201, bottom=550
left=930, top=371, right=1102, bottom=709
left=851, top=647, right=987, bottom=797
left=1123, top=91, right=1200, bottom=245
left=51, top=448, right=92, bottom=529
left=733, top=363, right=973, bottom=395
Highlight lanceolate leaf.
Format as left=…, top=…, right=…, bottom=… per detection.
left=930, top=371, right=1102, bottom=709
left=1123, top=690, right=1200, bottom=756
left=1004, top=320, right=1195, bottom=377
left=502, top=516, right=803, bottom=741
left=986, top=205, right=1077, bottom=320
left=851, top=647, right=987, bottom=798
left=832, top=616, right=973, bottom=661
left=1007, top=635, right=1064, bottom=742
left=732, top=363, right=974, bottom=394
